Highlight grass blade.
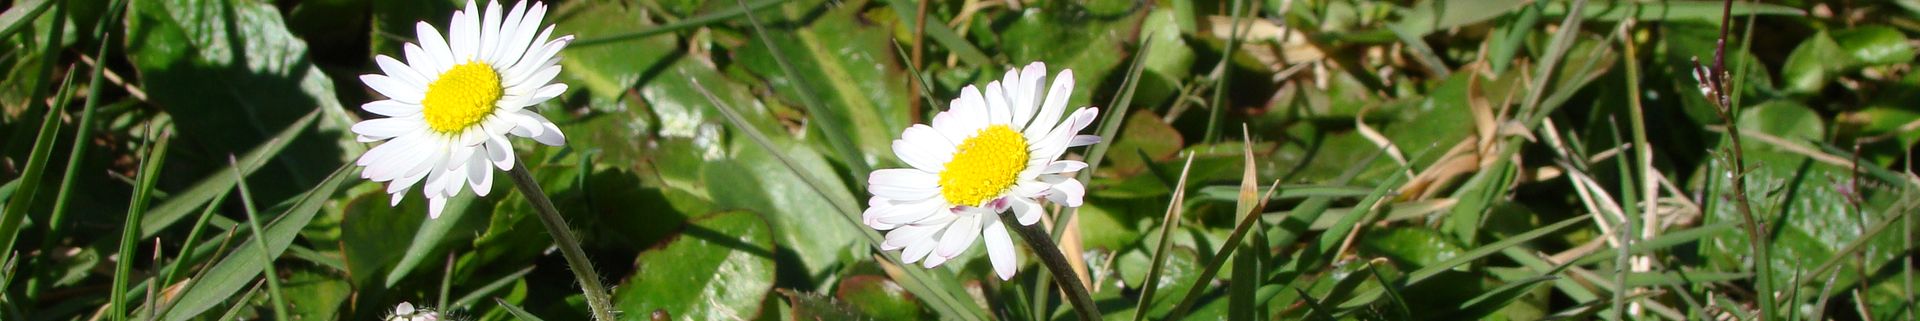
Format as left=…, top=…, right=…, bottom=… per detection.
left=0, top=0, right=70, bottom=267
left=140, top=110, right=319, bottom=238
left=688, top=72, right=987, bottom=321
left=879, top=0, right=990, bottom=66
left=228, top=156, right=290, bottom=321
left=496, top=298, right=550, bottom=321
left=158, top=164, right=355, bottom=321
left=0, top=0, right=56, bottom=41
left=569, top=0, right=786, bottom=47
left=452, top=266, right=537, bottom=310
left=112, top=128, right=169, bottom=321
left=732, top=0, right=872, bottom=188
left=1131, top=153, right=1196, bottom=321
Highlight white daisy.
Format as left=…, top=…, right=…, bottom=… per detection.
left=863, top=62, right=1100, bottom=280
left=353, top=0, right=571, bottom=217
left=387, top=302, right=441, bottom=321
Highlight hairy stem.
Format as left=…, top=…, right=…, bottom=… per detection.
left=508, top=163, right=616, bottom=321
left=1010, top=220, right=1099, bottom=320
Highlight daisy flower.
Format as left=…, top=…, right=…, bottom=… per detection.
left=864, top=62, right=1100, bottom=280
left=387, top=302, right=441, bottom=321
left=353, top=0, right=571, bottom=217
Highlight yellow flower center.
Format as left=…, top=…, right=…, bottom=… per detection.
left=938, top=125, right=1030, bottom=207
left=421, top=62, right=504, bottom=133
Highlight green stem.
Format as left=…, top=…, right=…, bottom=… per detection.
left=506, top=163, right=616, bottom=321
left=1009, top=220, right=1099, bottom=321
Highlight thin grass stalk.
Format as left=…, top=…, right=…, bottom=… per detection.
left=1688, top=0, right=1771, bottom=317
left=1131, top=153, right=1196, bottom=321
left=1009, top=222, right=1099, bottom=320
left=506, top=163, right=616, bottom=321
left=227, top=155, right=288, bottom=321
left=689, top=75, right=986, bottom=321
left=0, top=0, right=68, bottom=275
left=113, top=128, right=168, bottom=321
left=1201, top=0, right=1248, bottom=143
left=39, top=0, right=129, bottom=293
left=159, top=192, right=228, bottom=290
left=906, top=0, right=928, bottom=123
left=569, top=0, right=785, bottom=47
left=731, top=0, right=872, bottom=187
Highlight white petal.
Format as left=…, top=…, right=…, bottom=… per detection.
left=507, top=65, right=561, bottom=95
left=1033, top=107, right=1099, bottom=160
left=872, top=198, right=949, bottom=227
left=1068, top=134, right=1101, bottom=147
left=477, top=0, right=504, bottom=63
left=415, top=22, right=456, bottom=71
left=491, top=1, right=528, bottom=65
left=508, top=109, right=566, bottom=146
left=427, top=195, right=448, bottom=219
left=902, top=234, right=938, bottom=264
left=360, top=74, right=423, bottom=103
left=949, top=85, right=989, bottom=132
left=351, top=117, right=420, bottom=140
left=1011, top=63, right=1047, bottom=129
left=1026, top=69, right=1074, bottom=141
left=920, top=247, right=950, bottom=268
left=1040, top=160, right=1087, bottom=174
left=451, top=0, right=481, bottom=61
left=1043, top=176, right=1085, bottom=207
left=486, top=134, right=515, bottom=170
left=467, top=151, right=494, bottom=197
left=935, top=213, right=981, bottom=258
left=891, top=139, right=949, bottom=173
left=983, top=216, right=1018, bottom=280
left=870, top=169, right=939, bottom=195
left=1008, top=196, right=1043, bottom=226
left=869, top=179, right=939, bottom=202
left=363, top=100, right=422, bottom=117
left=983, top=81, right=1012, bottom=125
left=929, top=111, right=971, bottom=140
left=883, top=223, right=942, bottom=250
left=376, top=55, right=430, bottom=89
left=402, top=43, right=443, bottom=80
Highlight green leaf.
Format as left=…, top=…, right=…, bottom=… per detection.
left=1103, top=109, right=1185, bottom=176
left=611, top=210, right=776, bottom=320
left=1361, top=227, right=1466, bottom=270
left=702, top=141, right=865, bottom=286
left=1735, top=100, right=1825, bottom=146
left=1831, top=26, right=1917, bottom=67
left=159, top=165, right=355, bottom=321
left=125, top=0, right=358, bottom=202
left=735, top=1, right=911, bottom=165
left=1000, top=5, right=1146, bottom=111
left=836, top=275, right=926, bottom=320
left=551, top=0, right=678, bottom=99
left=1543, top=1, right=1802, bottom=22
left=1781, top=31, right=1851, bottom=95
left=281, top=267, right=352, bottom=319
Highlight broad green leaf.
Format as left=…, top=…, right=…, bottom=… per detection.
left=1104, top=109, right=1184, bottom=176
left=1735, top=100, right=1824, bottom=146
left=1000, top=5, right=1146, bottom=111
left=1832, top=26, right=1917, bottom=67
left=1543, top=1, right=1802, bottom=22
left=735, top=0, right=910, bottom=164
left=702, top=140, right=865, bottom=287
left=125, top=0, right=357, bottom=201
left=160, top=165, right=355, bottom=321
left=282, top=267, right=352, bottom=319
left=552, top=0, right=677, bottom=99
left=1361, top=227, right=1466, bottom=270
left=1393, top=0, right=1531, bottom=36
left=611, top=210, right=776, bottom=320
left=1700, top=149, right=1905, bottom=296
left=836, top=275, right=926, bottom=320
left=1781, top=31, right=1850, bottom=95
left=1136, top=8, right=1196, bottom=107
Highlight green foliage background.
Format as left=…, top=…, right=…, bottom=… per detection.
left=1, top=0, right=1918, bottom=319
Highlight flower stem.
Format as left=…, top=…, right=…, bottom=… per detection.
left=1009, top=219, right=1099, bottom=320
left=507, top=163, right=615, bottom=321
